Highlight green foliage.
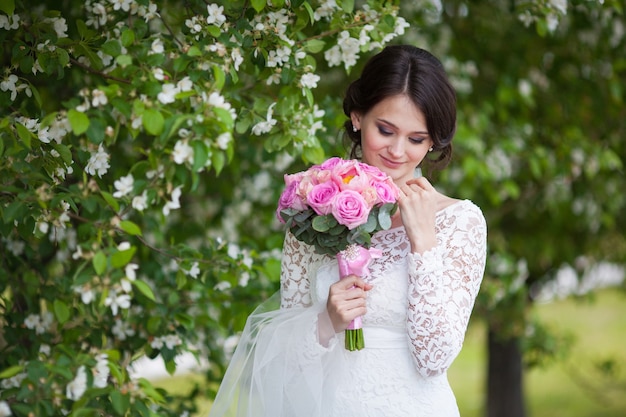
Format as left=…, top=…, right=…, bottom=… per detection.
left=281, top=202, right=396, bottom=256
left=0, top=0, right=409, bottom=415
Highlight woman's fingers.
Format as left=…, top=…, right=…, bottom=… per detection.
left=327, top=275, right=372, bottom=332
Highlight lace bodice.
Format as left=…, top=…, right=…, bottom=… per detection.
left=280, top=199, right=487, bottom=377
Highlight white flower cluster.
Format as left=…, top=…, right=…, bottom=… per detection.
left=0, top=371, right=26, bottom=389
left=324, top=8, right=409, bottom=71
left=157, top=76, right=193, bottom=104
left=0, top=13, right=20, bottom=30
left=150, top=334, right=182, bottom=350
left=24, top=312, right=54, bottom=335
left=85, top=0, right=159, bottom=29
left=1, top=74, right=32, bottom=101
left=66, top=365, right=87, bottom=401
left=93, top=353, right=110, bottom=388
left=111, top=172, right=151, bottom=211
left=85, top=144, right=111, bottom=178
left=2, top=236, right=25, bottom=256
left=251, top=103, right=277, bottom=136
left=518, top=0, right=568, bottom=32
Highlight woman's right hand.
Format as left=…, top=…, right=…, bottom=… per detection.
left=326, top=275, right=373, bottom=333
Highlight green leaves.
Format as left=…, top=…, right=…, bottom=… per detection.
left=142, top=109, right=164, bottom=135
left=68, top=109, right=90, bottom=135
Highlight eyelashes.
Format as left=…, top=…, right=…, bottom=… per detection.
left=377, top=126, right=426, bottom=144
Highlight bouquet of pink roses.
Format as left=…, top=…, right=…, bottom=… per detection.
left=276, top=157, right=400, bottom=351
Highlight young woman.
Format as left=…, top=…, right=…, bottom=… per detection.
left=209, top=45, right=487, bottom=417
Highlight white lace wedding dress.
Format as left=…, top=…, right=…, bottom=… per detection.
left=208, top=199, right=487, bottom=417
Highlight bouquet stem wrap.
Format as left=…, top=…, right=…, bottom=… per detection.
left=336, top=244, right=382, bottom=351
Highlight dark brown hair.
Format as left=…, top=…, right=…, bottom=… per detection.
left=343, top=45, right=456, bottom=171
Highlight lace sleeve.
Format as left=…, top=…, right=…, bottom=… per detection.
left=279, top=230, right=327, bottom=309
left=406, top=201, right=487, bottom=377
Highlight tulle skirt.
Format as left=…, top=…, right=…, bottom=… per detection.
left=207, top=293, right=459, bottom=417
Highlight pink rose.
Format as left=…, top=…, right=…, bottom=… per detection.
left=332, top=190, right=371, bottom=230
left=375, top=179, right=400, bottom=204
left=307, top=181, right=339, bottom=215
left=319, top=157, right=343, bottom=170
left=359, top=162, right=389, bottom=182
left=360, top=186, right=378, bottom=207
left=276, top=180, right=306, bottom=222
left=284, top=172, right=305, bottom=187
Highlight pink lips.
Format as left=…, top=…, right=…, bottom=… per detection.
left=380, top=155, right=403, bottom=169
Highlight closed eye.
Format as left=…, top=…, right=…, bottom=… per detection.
left=409, top=137, right=427, bottom=144
left=378, top=126, right=393, bottom=136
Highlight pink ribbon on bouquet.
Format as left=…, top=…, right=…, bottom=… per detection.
left=336, top=244, right=383, bottom=330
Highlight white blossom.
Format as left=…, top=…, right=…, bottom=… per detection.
left=150, top=38, right=165, bottom=54
left=231, top=48, right=243, bottom=71
left=172, top=139, right=194, bottom=164
left=157, top=83, right=178, bottom=104
left=163, top=186, right=182, bottom=216
left=0, top=13, right=20, bottom=30
left=266, top=72, right=281, bottom=85
left=324, top=31, right=360, bottom=70
left=266, top=46, right=291, bottom=68
left=153, top=68, right=165, bottom=80
left=251, top=103, right=277, bottom=136
left=300, top=72, right=320, bottom=90
left=0, top=74, right=21, bottom=101
left=140, top=2, right=159, bottom=22
left=185, top=16, right=203, bottom=34
left=3, top=237, right=25, bottom=256
left=39, top=344, right=51, bottom=356
left=125, top=263, right=138, bottom=280
left=177, top=76, right=193, bottom=92
left=216, top=132, right=231, bottom=150
left=85, top=144, right=110, bottom=178
left=118, top=241, right=131, bottom=251
left=132, top=190, right=148, bottom=211
left=91, top=89, right=108, bottom=107
left=113, top=174, right=134, bottom=198
left=74, top=284, right=95, bottom=304
left=214, top=281, right=232, bottom=291
left=239, top=271, right=250, bottom=287
left=111, top=0, right=132, bottom=12
left=104, top=289, right=131, bottom=315
left=150, top=334, right=182, bottom=350
left=93, top=354, right=110, bottom=388
left=314, top=0, right=338, bottom=21
left=49, top=17, right=68, bottom=38
left=184, top=262, right=200, bottom=278
left=24, top=312, right=53, bottom=334
left=206, top=4, right=226, bottom=27
left=112, top=319, right=135, bottom=340
left=66, top=366, right=87, bottom=401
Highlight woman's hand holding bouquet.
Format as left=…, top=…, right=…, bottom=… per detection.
left=277, top=157, right=399, bottom=350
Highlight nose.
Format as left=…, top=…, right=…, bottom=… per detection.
left=388, top=138, right=404, bottom=158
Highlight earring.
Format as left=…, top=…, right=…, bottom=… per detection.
left=428, top=147, right=433, bottom=152
left=352, top=125, right=358, bottom=133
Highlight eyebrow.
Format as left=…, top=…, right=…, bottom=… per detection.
left=377, top=118, right=429, bottom=136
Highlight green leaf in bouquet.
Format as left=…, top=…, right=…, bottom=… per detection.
left=378, top=203, right=397, bottom=230
left=293, top=209, right=315, bottom=223
left=348, top=229, right=371, bottom=247
left=360, top=211, right=378, bottom=233
left=328, top=223, right=346, bottom=236
left=312, top=214, right=337, bottom=232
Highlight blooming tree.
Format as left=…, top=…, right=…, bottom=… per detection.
left=0, top=0, right=409, bottom=415
left=1, top=0, right=625, bottom=416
